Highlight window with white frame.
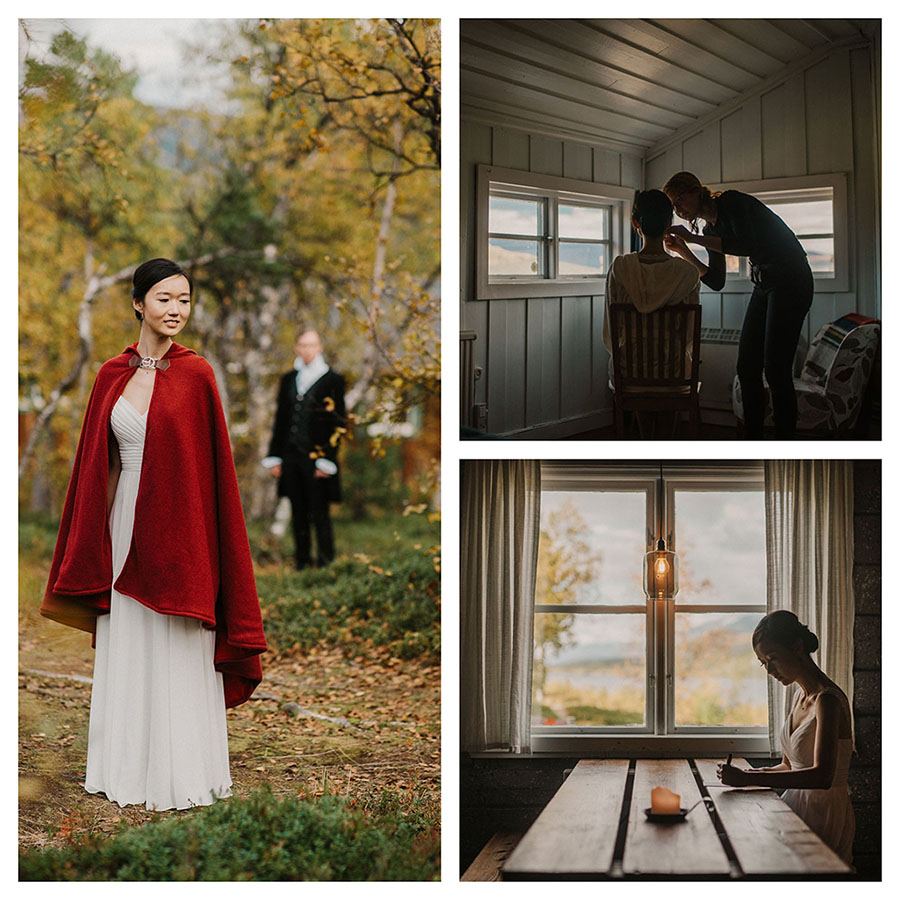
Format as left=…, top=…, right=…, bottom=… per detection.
left=533, top=464, right=767, bottom=744
left=672, top=174, right=847, bottom=293
left=476, top=164, right=634, bottom=300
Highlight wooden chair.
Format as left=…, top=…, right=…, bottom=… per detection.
left=608, top=302, right=702, bottom=439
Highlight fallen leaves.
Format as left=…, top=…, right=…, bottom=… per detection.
left=19, top=640, right=440, bottom=852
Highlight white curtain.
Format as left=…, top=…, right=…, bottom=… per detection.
left=460, top=460, right=541, bottom=753
left=764, top=460, right=855, bottom=754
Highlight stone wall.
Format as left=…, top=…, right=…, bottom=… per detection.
left=849, top=459, right=881, bottom=879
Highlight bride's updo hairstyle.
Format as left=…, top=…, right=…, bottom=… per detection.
left=752, top=610, right=819, bottom=655
left=632, top=189, right=673, bottom=239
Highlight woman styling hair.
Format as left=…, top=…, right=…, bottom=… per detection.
left=662, top=171, right=814, bottom=439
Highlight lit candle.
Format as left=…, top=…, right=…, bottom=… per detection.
left=651, top=786, right=681, bottom=815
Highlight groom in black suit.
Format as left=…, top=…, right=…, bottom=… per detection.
left=264, top=330, right=347, bottom=569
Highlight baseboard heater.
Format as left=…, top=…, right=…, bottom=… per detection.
left=700, top=327, right=741, bottom=345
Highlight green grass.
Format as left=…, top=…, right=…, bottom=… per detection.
left=251, top=511, right=440, bottom=660
left=19, top=787, right=439, bottom=881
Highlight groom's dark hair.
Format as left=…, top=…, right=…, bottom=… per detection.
left=632, top=189, right=673, bottom=239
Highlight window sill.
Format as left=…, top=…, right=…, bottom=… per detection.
left=514, top=733, right=773, bottom=757
left=475, top=277, right=608, bottom=300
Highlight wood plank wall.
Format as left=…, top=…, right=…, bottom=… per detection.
left=645, top=46, right=880, bottom=344
left=460, top=125, right=642, bottom=436
left=461, top=43, right=879, bottom=436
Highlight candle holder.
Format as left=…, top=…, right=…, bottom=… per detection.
left=643, top=797, right=709, bottom=823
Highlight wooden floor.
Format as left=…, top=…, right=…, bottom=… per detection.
left=567, top=421, right=738, bottom=440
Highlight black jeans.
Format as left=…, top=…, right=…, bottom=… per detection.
left=288, top=472, right=335, bottom=569
left=736, top=265, right=814, bottom=439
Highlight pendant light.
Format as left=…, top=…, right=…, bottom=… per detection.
left=644, top=462, right=678, bottom=601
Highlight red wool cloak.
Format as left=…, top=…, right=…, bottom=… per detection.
left=41, top=341, right=267, bottom=707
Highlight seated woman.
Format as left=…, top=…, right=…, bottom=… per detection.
left=603, top=189, right=700, bottom=387
left=718, top=611, right=855, bottom=865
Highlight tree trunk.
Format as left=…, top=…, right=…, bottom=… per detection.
left=18, top=242, right=101, bottom=480
left=344, top=121, right=404, bottom=413
left=244, top=280, right=285, bottom=519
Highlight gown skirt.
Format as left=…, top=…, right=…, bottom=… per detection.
left=779, top=686, right=855, bottom=865
left=84, top=395, right=232, bottom=810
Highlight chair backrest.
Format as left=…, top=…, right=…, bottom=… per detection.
left=608, top=303, right=702, bottom=392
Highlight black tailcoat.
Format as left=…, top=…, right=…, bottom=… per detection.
left=267, top=367, right=346, bottom=503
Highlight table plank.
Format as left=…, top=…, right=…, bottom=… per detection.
left=623, top=758, right=731, bottom=876
left=694, top=759, right=851, bottom=875
left=502, top=759, right=628, bottom=879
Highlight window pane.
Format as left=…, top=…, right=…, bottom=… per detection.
left=489, top=195, right=543, bottom=236
left=559, top=204, right=609, bottom=239
left=533, top=613, right=645, bottom=727
left=488, top=237, right=543, bottom=277
left=538, top=490, right=646, bottom=605
left=559, top=241, right=608, bottom=276
left=726, top=255, right=741, bottom=274
left=766, top=197, right=833, bottom=236
left=675, top=612, right=768, bottom=727
left=800, top=237, right=835, bottom=274
left=674, top=490, right=766, bottom=605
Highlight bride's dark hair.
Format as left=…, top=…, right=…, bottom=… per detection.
left=632, top=189, right=673, bottom=239
left=752, top=610, right=819, bottom=654
left=131, top=258, right=193, bottom=321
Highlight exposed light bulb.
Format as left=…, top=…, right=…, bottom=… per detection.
left=655, top=556, right=669, bottom=577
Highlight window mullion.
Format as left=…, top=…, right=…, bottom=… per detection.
left=549, top=195, right=558, bottom=280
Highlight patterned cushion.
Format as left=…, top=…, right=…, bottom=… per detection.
left=733, top=318, right=880, bottom=434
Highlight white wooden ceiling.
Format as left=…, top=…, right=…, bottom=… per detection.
left=461, top=19, right=878, bottom=155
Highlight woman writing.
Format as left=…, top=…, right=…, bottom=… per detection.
left=41, top=258, right=267, bottom=811
left=662, top=172, right=814, bottom=439
left=717, top=611, right=855, bottom=864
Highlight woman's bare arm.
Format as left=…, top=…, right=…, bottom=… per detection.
left=667, top=225, right=724, bottom=253
left=726, top=693, right=840, bottom=790
left=754, top=755, right=792, bottom=773
left=664, top=234, right=709, bottom=279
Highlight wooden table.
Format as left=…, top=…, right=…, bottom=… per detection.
left=502, top=758, right=851, bottom=880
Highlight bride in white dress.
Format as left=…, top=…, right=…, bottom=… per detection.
left=717, top=610, right=855, bottom=864
left=83, top=260, right=231, bottom=811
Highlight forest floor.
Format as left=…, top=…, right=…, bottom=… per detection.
left=19, top=514, right=440, bottom=857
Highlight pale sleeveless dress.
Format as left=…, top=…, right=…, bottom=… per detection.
left=780, top=685, right=855, bottom=864
left=84, top=395, right=232, bottom=810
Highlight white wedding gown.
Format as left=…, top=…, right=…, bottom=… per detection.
left=84, top=394, right=232, bottom=810
left=780, top=685, right=855, bottom=864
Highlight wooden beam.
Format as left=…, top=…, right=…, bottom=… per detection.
left=646, top=35, right=871, bottom=161
left=461, top=102, right=653, bottom=156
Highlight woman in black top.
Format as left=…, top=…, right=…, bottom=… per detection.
left=661, top=171, right=814, bottom=439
